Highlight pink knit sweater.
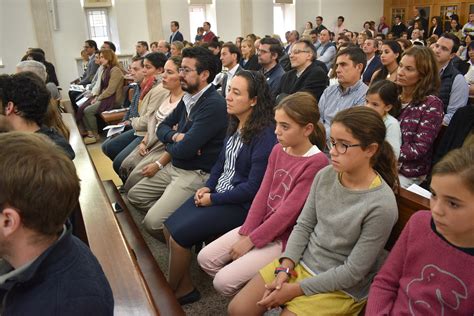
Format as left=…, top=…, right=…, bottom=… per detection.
left=366, top=211, right=474, bottom=315
left=238, top=144, right=329, bottom=249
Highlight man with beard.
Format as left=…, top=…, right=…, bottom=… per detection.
left=128, top=46, right=228, bottom=239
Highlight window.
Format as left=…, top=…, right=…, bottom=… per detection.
left=274, top=4, right=286, bottom=42
left=85, top=8, right=110, bottom=44
left=391, top=8, right=406, bottom=24
left=189, top=5, right=206, bottom=41
left=440, top=5, right=458, bottom=30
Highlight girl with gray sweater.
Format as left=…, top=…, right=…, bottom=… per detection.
left=228, top=107, right=399, bottom=316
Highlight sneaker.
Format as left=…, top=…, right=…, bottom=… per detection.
left=83, top=136, right=97, bottom=145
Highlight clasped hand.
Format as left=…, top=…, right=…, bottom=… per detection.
left=257, top=274, right=303, bottom=310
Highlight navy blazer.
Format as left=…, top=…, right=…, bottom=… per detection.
left=363, top=55, right=382, bottom=84
left=157, top=85, right=228, bottom=173
left=169, top=31, right=184, bottom=43
left=206, top=125, right=277, bottom=208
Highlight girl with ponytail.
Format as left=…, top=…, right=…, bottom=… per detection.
left=198, top=92, right=329, bottom=298
left=229, top=106, right=399, bottom=316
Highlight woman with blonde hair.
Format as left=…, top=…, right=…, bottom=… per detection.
left=396, top=46, right=444, bottom=187
left=170, top=41, right=184, bottom=57
left=239, top=39, right=260, bottom=71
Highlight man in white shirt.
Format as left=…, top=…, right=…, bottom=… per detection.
left=215, top=43, right=242, bottom=98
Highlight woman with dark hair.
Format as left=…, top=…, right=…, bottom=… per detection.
left=121, top=56, right=183, bottom=190
left=79, top=49, right=124, bottom=144
left=429, top=16, right=443, bottom=37
left=396, top=46, right=444, bottom=187
left=371, top=40, right=402, bottom=83
left=449, top=19, right=463, bottom=40
left=102, top=52, right=168, bottom=172
left=163, top=70, right=277, bottom=304
left=302, top=22, right=313, bottom=40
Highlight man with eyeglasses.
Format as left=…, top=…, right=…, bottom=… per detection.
left=319, top=47, right=368, bottom=141
left=257, top=37, right=285, bottom=97
left=128, top=46, right=228, bottom=240
left=276, top=40, right=328, bottom=103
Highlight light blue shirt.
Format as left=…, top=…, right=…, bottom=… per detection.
left=445, top=73, right=469, bottom=125
left=319, top=80, right=368, bottom=139
left=182, top=83, right=212, bottom=114
left=316, top=43, right=336, bottom=70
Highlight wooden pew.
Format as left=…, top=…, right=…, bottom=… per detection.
left=102, top=180, right=184, bottom=316
left=62, top=113, right=183, bottom=315
left=385, top=188, right=430, bottom=250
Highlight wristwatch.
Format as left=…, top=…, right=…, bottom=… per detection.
left=274, top=266, right=297, bottom=278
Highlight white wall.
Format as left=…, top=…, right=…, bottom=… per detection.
left=295, top=0, right=321, bottom=34
left=51, top=0, right=88, bottom=94
left=160, top=0, right=191, bottom=42
left=112, top=0, right=149, bottom=55
left=1, top=0, right=37, bottom=74
left=216, top=0, right=241, bottom=42
left=320, top=0, right=384, bottom=33
left=252, top=0, right=273, bottom=38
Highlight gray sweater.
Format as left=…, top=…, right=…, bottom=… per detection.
left=282, top=166, right=398, bottom=301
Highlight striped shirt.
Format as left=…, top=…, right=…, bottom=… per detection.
left=215, top=132, right=244, bottom=193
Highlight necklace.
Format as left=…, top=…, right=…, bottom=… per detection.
left=386, top=66, right=398, bottom=79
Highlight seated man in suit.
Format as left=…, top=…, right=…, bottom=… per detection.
left=0, top=72, right=75, bottom=160
left=362, top=38, right=382, bottom=84
left=0, top=132, right=113, bottom=315
left=213, top=43, right=241, bottom=98
left=276, top=39, right=329, bottom=102
left=127, top=46, right=228, bottom=239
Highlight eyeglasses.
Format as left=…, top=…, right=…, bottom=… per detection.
left=327, top=139, right=362, bottom=154
left=290, top=49, right=310, bottom=55
left=178, top=68, right=197, bottom=74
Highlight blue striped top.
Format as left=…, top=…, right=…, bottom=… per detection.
left=215, top=131, right=243, bottom=193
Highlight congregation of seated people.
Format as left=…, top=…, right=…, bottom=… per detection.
left=1, top=8, right=474, bottom=315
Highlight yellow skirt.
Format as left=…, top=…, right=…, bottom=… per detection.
left=260, top=259, right=366, bottom=316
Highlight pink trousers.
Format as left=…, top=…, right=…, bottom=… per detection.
left=197, top=227, right=282, bottom=296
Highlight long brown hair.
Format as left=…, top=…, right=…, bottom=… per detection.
left=332, top=107, right=398, bottom=190
left=401, top=46, right=440, bottom=104
left=274, top=92, right=325, bottom=150
left=100, top=48, right=119, bottom=68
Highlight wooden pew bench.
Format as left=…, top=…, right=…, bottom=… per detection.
left=102, top=180, right=184, bottom=316
left=62, top=113, right=183, bottom=315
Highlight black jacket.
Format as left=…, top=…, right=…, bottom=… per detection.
left=0, top=224, right=113, bottom=316
left=276, top=60, right=329, bottom=102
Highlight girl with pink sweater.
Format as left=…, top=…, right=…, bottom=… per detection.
left=367, top=146, right=474, bottom=315
left=197, top=92, right=329, bottom=296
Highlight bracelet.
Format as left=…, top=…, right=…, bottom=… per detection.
left=155, top=160, right=164, bottom=170
left=274, top=266, right=297, bottom=278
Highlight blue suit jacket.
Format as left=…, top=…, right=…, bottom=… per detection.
left=169, top=31, right=184, bottom=43
left=363, top=55, right=382, bottom=84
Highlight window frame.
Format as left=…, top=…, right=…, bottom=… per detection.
left=85, top=7, right=111, bottom=44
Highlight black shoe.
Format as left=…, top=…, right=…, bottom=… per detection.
left=177, top=288, right=201, bottom=305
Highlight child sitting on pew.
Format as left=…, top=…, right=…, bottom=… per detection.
left=197, top=92, right=329, bottom=297
left=365, top=79, right=401, bottom=158
left=228, top=107, right=399, bottom=316
left=366, top=145, right=474, bottom=315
